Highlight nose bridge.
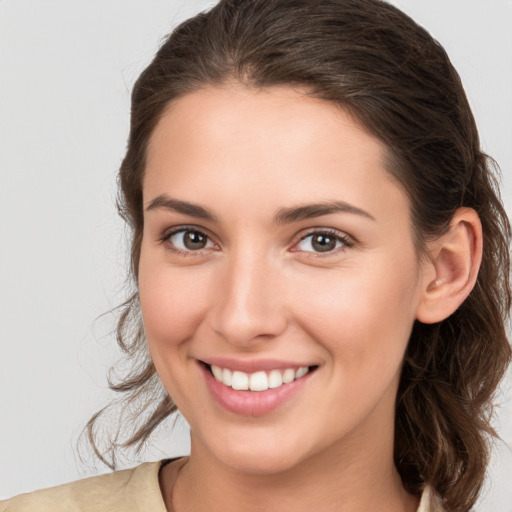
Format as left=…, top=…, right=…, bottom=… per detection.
left=211, top=245, right=287, bottom=345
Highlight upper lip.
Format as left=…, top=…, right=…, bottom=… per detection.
left=199, top=357, right=317, bottom=373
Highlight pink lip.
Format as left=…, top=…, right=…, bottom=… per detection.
left=201, top=357, right=313, bottom=373
left=199, top=362, right=315, bottom=416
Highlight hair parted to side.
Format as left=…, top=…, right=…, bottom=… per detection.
left=84, top=1, right=511, bottom=510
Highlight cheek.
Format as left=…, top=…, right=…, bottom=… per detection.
left=137, top=254, right=214, bottom=405
left=294, top=258, right=420, bottom=371
left=138, top=253, right=211, bottom=350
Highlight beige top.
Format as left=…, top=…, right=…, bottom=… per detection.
left=0, top=458, right=444, bottom=511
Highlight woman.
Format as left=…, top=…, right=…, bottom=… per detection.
left=1, top=0, right=510, bottom=511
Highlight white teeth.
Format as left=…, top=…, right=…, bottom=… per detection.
left=211, top=365, right=223, bottom=381
left=282, top=368, right=296, bottom=384
left=210, top=364, right=311, bottom=391
left=249, top=371, right=269, bottom=391
left=222, top=367, right=232, bottom=386
left=268, top=369, right=283, bottom=388
left=296, top=366, right=308, bottom=378
left=231, top=370, right=249, bottom=390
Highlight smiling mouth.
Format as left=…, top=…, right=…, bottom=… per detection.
left=202, top=363, right=317, bottom=392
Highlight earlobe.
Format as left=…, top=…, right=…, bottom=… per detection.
left=416, top=208, right=483, bottom=324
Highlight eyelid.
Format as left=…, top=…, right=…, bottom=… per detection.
left=290, top=227, right=355, bottom=255
left=159, top=225, right=220, bottom=255
left=158, top=225, right=354, bottom=257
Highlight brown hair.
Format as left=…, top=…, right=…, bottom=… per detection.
left=86, top=1, right=511, bottom=510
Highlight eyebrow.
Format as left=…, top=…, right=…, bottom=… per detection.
left=145, top=195, right=218, bottom=222
left=274, top=201, right=375, bottom=225
left=145, top=195, right=375, bottom=224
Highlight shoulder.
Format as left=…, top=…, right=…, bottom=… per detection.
left=0, top=461, right=167, bottom=512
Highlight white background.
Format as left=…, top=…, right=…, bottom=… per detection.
left=1, top=1, right=511, bottom=510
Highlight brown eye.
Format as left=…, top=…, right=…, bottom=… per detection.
left=183, top=231, right=207, bottom=250
left=296, top=231, right=350, bottom=254
left=167, top=229, right=214, bottom=252
left=311, top=234, right=337, bottom=252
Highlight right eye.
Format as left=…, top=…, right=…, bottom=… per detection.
left=164, top=228, right=216, bottom=253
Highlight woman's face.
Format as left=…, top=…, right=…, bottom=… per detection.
left=139, top=86, right=428, bottom=474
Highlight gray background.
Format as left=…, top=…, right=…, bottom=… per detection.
left=1, top=1, right=511, bottom=510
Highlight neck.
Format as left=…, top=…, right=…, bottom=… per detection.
left=167, top=426, right=418, bottom=512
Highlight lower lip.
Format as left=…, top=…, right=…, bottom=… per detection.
left=201, top=364, right=313, bottom=416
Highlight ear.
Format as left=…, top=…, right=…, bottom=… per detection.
left=416, top=208, right=483, bottom=324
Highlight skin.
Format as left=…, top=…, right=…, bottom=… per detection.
left=138, top=85, right=481, bottom=512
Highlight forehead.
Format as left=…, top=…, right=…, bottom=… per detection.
left=143, top=85, right=410, bottom=230
left=149, top=85, right=380, bottom=149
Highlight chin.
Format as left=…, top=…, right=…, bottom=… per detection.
left=199, top=430, right=311, bottom=476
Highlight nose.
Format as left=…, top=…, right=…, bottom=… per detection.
left=208, top=251, right=288, bottom=347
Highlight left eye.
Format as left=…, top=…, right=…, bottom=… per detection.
left=295, top=232, right=348, bottom=253
left=167, top=229, right=215, bottom=252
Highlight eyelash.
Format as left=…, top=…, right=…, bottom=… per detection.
left=159, top=226, right=354, bottom=257
left=160, top=225, right=217, bottom=257
left=292, top=229, right=354, bottom=256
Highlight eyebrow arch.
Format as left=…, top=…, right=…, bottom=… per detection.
left=274, top=201, right=375, bottom=225
left=145, top=194, right=218, bottom=222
